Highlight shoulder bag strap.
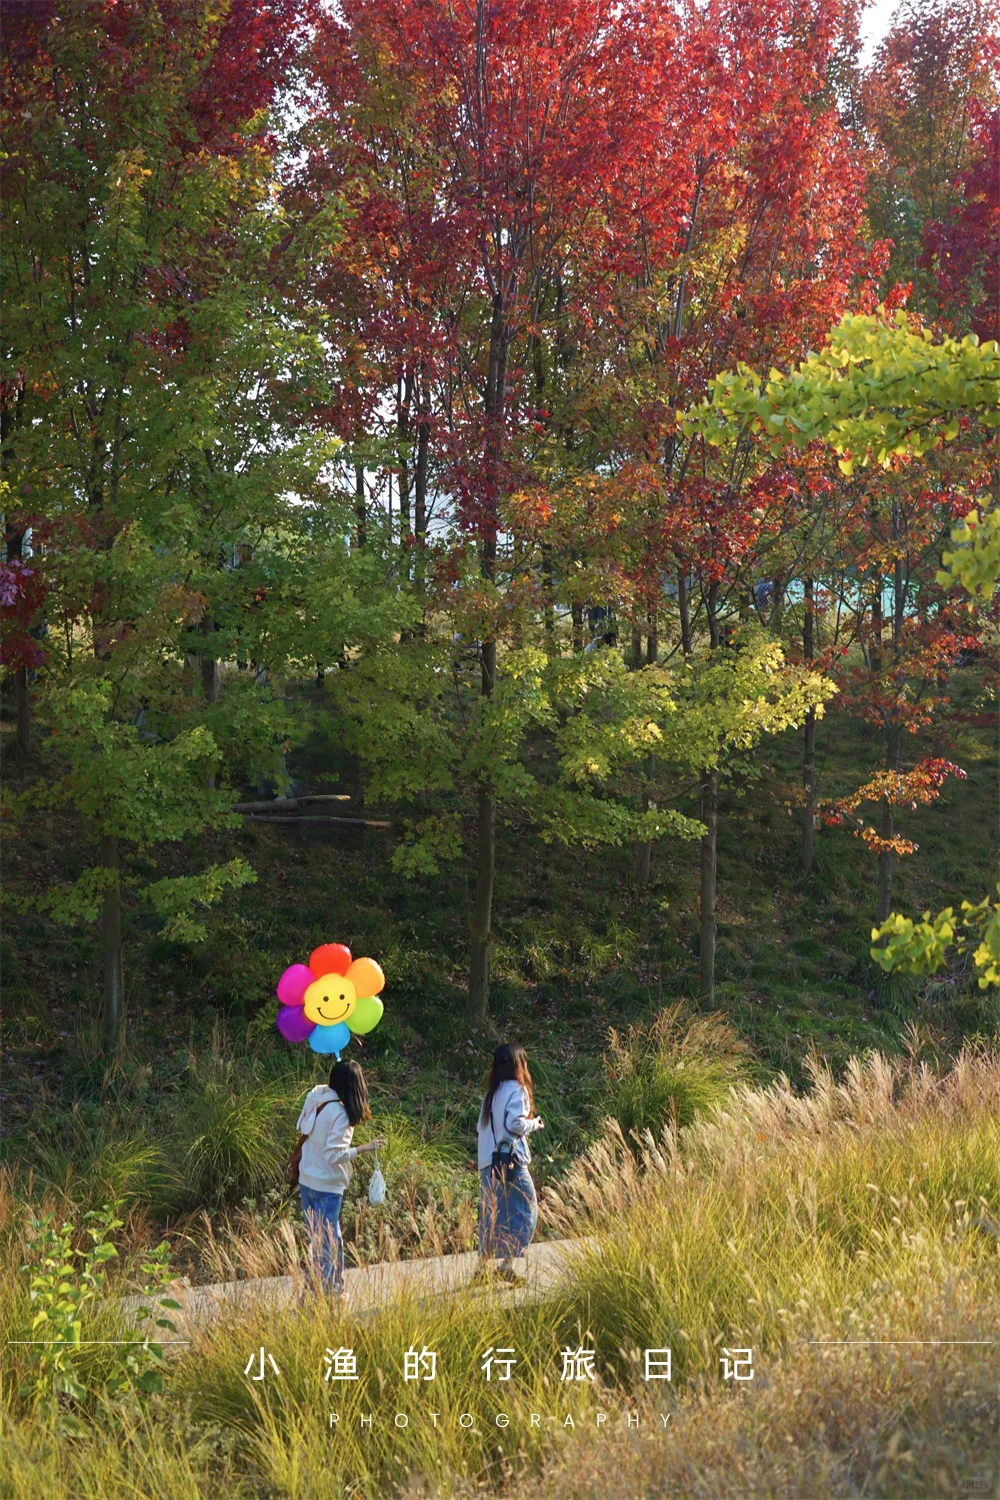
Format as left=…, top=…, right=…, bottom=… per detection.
left=302, top=1097, right=333, bottom=1145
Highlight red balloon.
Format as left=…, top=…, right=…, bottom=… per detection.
left=309, top=943, right=352, bottom=979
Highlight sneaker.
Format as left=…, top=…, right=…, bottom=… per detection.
left=494, top=1266, right=525, bottom=1286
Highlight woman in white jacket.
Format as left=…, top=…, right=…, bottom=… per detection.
left=296, top=1060, right=383, bottom=1296
left=474, top=1043, right=544, bottom=1285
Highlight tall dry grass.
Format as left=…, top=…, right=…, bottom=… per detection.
left=1, top=1043, right=997, bottom=1499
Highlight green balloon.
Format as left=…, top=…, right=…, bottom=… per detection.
left=346, top=994, right=384, bottom=1035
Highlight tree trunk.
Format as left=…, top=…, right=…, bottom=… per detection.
left=468, top=637, right=497, bottom=1029
left=468, top=287, right=507, bottom=1029
left=414, top=380, right=429, bottom=614
left=101, top=834, right=124, bottom=1051
left=876, top=723, right=902, bottom=925
left=699, top=769, right=718, bottom=1007
left=630, top=625, right=643, bottom=670
left=468, top=779, right=497, bottom=1029
left=199, top=615, right=221, bottom=705
left=631, top=614, right=659, bottom=882
left=542, top=543, right=556, bottom=647
left=801, top=576, right=816, bottom=873
left=876, top=510, right=906, bottom=924
left=353, top=462, right=366, bottom=549
left=571, top=599, right=584, bottom=654
left=397, top=368, right=414, bottom=567
left=706, top=580, right=721, bottom=648
left=678, top=570, right=691, bottom=656
left=633, top=827, right=652, bottom=884
left=14, top=667, right=31, bottom=759
left=633, top=756, right=656, bottom=885
left=198, top=614, right=220, bottom=787
left=5, top=520, right=32, bottom=758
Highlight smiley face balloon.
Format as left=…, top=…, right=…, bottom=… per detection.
left=303, top=974, right=357, bottom=1027
left=275, top=943, right=385, bottom=1057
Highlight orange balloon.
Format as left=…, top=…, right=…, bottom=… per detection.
left=345, top=956, right=385, bottom=998
left=310, top=943, right=352, bottom=979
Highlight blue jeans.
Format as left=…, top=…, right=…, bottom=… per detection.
left=479, top=1164, right=538, bottom=1263
left=300, top=1184, right=345, bottom=1292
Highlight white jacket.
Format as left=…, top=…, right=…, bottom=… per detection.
left=296, top=1085, right=358, bottom=1194
left=477, top=1079, right=543, bottom=1170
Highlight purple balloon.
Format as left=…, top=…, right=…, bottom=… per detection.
left=276, top=1005, right=315, bottom=1043
left=276, top=963, right=314, bottom=1008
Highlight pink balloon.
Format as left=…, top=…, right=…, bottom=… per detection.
left=276, top=964, right=314, bottom=1008
left=277, top=1005, right=315, bottom=1043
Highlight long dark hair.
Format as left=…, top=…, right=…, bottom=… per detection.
left=480, top=1043, right=533, bottom=1128
left=328, top=1060, right=371, bottom=1128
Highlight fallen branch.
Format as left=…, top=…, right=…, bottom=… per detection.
left=245, top=815, right=391, bottom=829
left=232, top=795, right=351, bottom=814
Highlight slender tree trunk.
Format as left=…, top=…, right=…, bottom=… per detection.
left=706, top=580, right=721, bottom=648
left=630, top=624, right=643, bottom=670
left=5, top=521, right=32, bottom=759
left=468, top=292, right=507, bottom=1029
left=697, top=575, right=720, bottom=1004
left=397, top=368, right=414, bottom=568
left=198, top=614, right=220, bottom=787
left=469, top=776, right=497, bottom=1028
left=571, top=599, right=584, bottom=653
left=414, top=381, right=429, bottom=616
left=876, top=724, right=902, bottom=924
left=101, top=833, right=124, bottom=1051
left=199, top=614, right=221, bottom=705
left=469, top=639, right=497, bottom=1027
left=678, top=570, right=691, bottom=656
left=353, top=462, right=366, bottom=549
left=633, top=755, right=656, bottom=885
left=542, top=543, right=556, bottom=647
left=877, top=535, right=906, bottom=924
left=14, top=667, right=31, bottom=758
left=633, top=812, right=652, bottom=883
left=801, top=576, right=816, bottom=873
left=632, top=614, right=659, bottom=883
left=699, top=769, right=718, bottom=1007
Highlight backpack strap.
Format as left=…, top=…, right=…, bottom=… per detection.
left=286, top=1097, right=334, bottom=1185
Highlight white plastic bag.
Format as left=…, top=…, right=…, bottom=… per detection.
left=368, top=1152, right=386, bottom=1205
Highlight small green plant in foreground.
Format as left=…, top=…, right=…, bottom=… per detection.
left=18, top=1204, right=181, bottom=1430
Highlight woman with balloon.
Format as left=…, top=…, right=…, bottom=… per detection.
left=276, top=943, right=387, bottom=1296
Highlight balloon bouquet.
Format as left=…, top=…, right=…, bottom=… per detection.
left=275, top=943, right=385, bottom=1057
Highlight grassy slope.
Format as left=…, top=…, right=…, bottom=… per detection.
left=1, top=665, right=997, bottom=1252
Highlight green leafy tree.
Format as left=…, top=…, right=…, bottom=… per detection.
left=1, top=1, right=326, bottom=1046
left=687, top=309, right=999, bottom=987
left=332, top=613, right=705, bottom=1021
left=653, top=630, right=837, bottom=1006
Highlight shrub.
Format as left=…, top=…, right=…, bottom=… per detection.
left=599, top=1003, right=749, bottom=1141
left=17, top=1204, right=179, bottom=1433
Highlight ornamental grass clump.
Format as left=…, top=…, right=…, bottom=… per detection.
left=599, top=1004, right=749, bottom=1142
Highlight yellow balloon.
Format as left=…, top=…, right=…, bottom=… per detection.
left=345, top=956, right=385, bottom=999
left=303, top=975, right=357, bottom=1027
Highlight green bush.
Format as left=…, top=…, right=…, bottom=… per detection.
left=599, top=1003, right=749, bottom=1141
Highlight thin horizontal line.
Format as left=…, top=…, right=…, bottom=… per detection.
left=806, top=1340, right=995, bottom=1347
left=5, top=1339, right=191, bottom=1347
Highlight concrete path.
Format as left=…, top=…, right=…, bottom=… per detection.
left=122, top=1237, right=598, bottom=1346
